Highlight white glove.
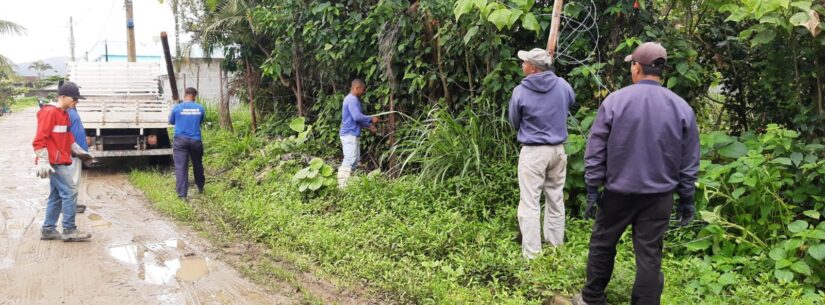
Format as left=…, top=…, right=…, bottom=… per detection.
left=34, top=148, right=54, bottom=179
left=71, top=143, right=94, bottom=162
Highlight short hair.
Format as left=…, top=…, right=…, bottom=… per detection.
left=351, top=78, right=366, bottom=88
left=640, top=58, right=666, bottom=77
left=184, top=87, right=198, bottom=97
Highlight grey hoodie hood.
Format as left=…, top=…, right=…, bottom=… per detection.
left=520, top=71, right=559, bottom=93
left=508, top=70, right=575, bottom=146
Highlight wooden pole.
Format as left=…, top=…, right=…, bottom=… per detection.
left=160, top=32, right=179, bottom=101
left=546, top=0, right=564, bottom=63
left=125, top=0, right=137, bottom=62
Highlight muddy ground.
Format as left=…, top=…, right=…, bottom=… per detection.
left=0, top=108, right=377, bottom=305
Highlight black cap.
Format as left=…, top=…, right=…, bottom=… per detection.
left=58, top=82, right=85, bottom=100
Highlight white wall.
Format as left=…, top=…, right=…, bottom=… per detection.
left=160, top=58, right=239, bottom=108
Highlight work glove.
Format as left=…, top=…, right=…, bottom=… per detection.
left=584, top=185, right=600, bottom=220
left=34, top=148, right=54, bottom=179
left=71, top=143, right=94, bottom=162
left=676, top=195, right=695, bottom=227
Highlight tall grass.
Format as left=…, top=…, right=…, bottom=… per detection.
left=389, top=104, right=518, bottom=185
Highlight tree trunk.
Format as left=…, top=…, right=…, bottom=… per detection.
left=244, top=59, right=258, bottom=133
left=292, top=20, right=305, bottom=117
left=218, top=68, right=233, bottom=131
left=388, top=94, right=397, bottom=176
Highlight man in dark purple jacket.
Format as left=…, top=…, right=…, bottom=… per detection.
left=573, top=42, right=700, bottom=305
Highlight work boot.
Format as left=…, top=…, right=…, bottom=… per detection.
left=337, top=168, right=351, bottom=189
left=61, top=228, right=91, bottom=242
left=76, top=204, right=86, bottom=214
left=571, top=294, right=590, bottom=305
left=40, top=228, right=61, bottom=240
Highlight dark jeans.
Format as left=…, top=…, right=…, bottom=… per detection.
left=173, top=136, right=204, bottom=198
left=582, top=190, right=673, bottom=305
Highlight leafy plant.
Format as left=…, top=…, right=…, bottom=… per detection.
left=292, top=157, right=335, bottom=193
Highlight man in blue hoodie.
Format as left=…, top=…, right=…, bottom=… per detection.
left=169, top=87, right=206, bottom=200
left=67, top=96, right=89, bottom=213
left=337, top=79, right=379, bottom=188
left=572, top=42, right=700, bottom=305
left=508, top=48, right=575, bottom=259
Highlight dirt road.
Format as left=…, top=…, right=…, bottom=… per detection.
left=0, top=108, right=289, bottom=304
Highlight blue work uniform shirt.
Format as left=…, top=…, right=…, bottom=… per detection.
left=339, top=94, right=372, bottom=137
left=169, top=101, right=205, bottom=141
left=67, top=107, right=88, bottom=150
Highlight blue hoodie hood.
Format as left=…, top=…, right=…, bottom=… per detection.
left=508, top=71, right=575, bottom=145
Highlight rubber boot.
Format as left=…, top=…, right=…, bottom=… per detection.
left=337, top=168, right=351, bottom=189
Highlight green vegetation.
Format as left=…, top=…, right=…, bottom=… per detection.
left=131, top=112, right=824, bottom=304
left=9, top=96, right=38, bottom=112
left=128, top=0, right=825, bottom=304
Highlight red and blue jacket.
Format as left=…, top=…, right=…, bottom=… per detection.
left=32, top=104, right=75, bottom=165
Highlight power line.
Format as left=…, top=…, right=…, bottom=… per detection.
left=86, top=0, right=118, bottom=57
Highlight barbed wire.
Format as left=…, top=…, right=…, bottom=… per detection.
left=538, top=0, right=612, bottom=95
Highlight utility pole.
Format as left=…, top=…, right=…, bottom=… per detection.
left=69, top=17, right=76, bottom=61
left=105, top=40, right=109, bottom=62
left=546, top=0, right=564, bottom=64
left=125, top=0, right=137, bottom=62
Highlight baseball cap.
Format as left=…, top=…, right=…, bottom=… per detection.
left=58, top=81, right=85, bottom=100
left=624, top=42, right=667, bottom=65
left=517, top=48, right=553, bottom=71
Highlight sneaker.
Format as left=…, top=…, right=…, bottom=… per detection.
left=572, top=294, right=589, bottom=305
left=40, top=228, right=61, bottom=240
left=61, top=228, right=91, bottom=242
left=76, top=205, right=86, bottom=214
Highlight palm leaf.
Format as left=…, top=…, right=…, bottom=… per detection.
left=0, top=20, right=26, bottom=36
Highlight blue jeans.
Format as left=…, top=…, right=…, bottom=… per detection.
left=339, top=135, right=360, bottom=171
left=43, top=162, right=79, bottom=230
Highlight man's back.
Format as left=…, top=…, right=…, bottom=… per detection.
left=508, top=71, right=575, bottom=145
left=585, top=80, right=699, bottom=196
left=170, top=101, right=205, bottom=141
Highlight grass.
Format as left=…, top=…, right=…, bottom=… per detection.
left=126, top=109, right=823, bottom=304
left=129, top=135, right=820, bottom=304
left=10, top=96, right=39, bottom=112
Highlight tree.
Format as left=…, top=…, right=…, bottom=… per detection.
left=0, top=19, right=26, bottom=75
left=28, top=61, right=53, bottom=81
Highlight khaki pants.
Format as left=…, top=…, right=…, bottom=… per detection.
left=517, top=145, right=567, bottom=259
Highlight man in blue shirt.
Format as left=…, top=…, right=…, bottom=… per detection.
left=67, top=98, right=89, bottom=213
left=169, top=87, right=206, bottom=200
left=337, top=79, right=378, bottom=188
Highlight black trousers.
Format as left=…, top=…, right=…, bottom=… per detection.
left=173, top=136, right=204, bottom=198
left=582, top=190, right=673, bottom=305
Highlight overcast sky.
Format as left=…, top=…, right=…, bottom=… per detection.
left=0, top=0, right=180, bottom=63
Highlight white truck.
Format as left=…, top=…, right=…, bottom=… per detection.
left=67, top=62, right=172, bottom=161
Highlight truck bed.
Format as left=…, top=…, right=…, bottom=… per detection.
left=77, top=96, right=171, bottom=129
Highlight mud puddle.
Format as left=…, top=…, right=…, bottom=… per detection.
left=0, top=109, right=289, bottom=304
left=108, top=239, right=211, bottom=284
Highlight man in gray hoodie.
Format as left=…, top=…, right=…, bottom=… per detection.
left=508, top=48, right=575, bottom=259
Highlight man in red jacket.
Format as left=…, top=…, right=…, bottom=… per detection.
left=33, top=82, right=94, bottom=242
